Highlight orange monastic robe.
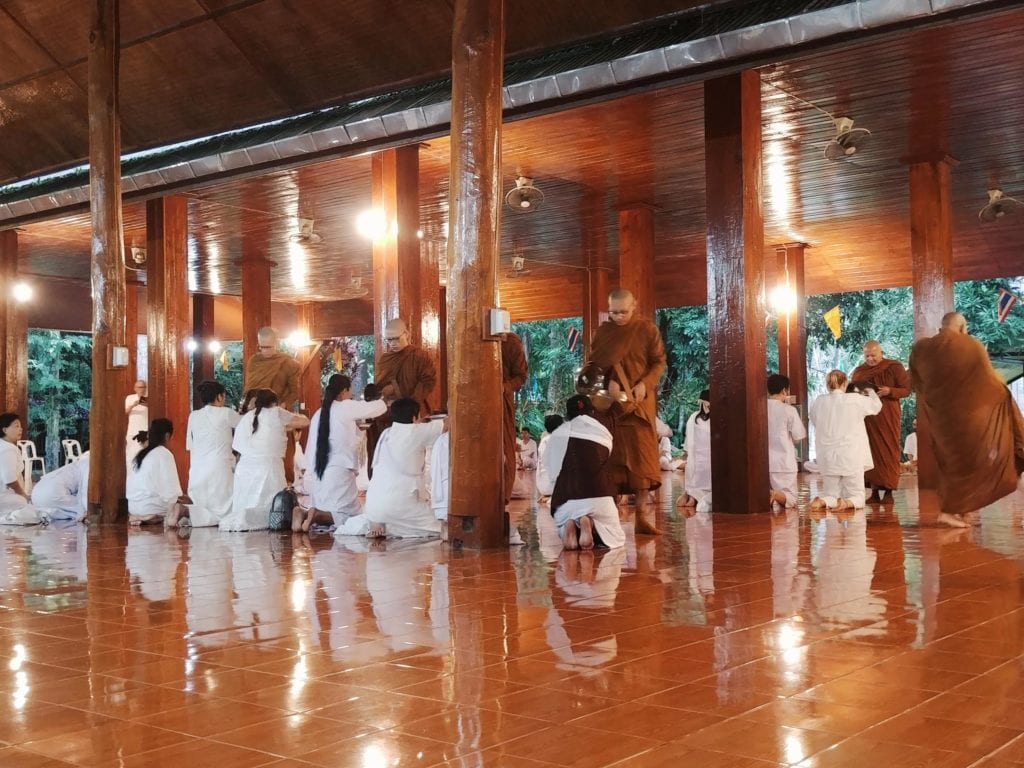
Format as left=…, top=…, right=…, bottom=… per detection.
left=245, top=353, right=301, bottom=409
left=376, top=346, right=437, bottom=417
left=850, top=357, right=911, bottom=490
left=910, top=330, right=1024, bottom=515
left=501, top=333, right=528, bottom=505
left=590, top=316, right=666, bottom=492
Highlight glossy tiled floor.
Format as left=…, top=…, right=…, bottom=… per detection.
left=1, top=473, right=1024, bottom=767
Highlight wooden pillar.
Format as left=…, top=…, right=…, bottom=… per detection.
left=240, top=256, right=273, bottom=370
left=295, top=302, right=321, bottom=414
left=775, top=242, right=809, bottom=410
left=704, top=70, right=769, bottom=514
left=420, top=238, right=442, bottom=387
left=126, top=276, right=140, bottom=384
left=446, top=0, right=505, bottom=548
left=0, top=231, right=28, bottom=419
left=371, top=145, right=421, bottom=353
left=192, top=292, right=215, bottom=406
left=438, top=285, right=448, bottom=410
left=146, top=196, right=191, bottom=486
left=88, top=0, right=129, bottom=522
left=618, top=206, right=656, bottom=319
left=582, top=266, right=609, bottom=358
left=910, top=157, right=955, bottom=490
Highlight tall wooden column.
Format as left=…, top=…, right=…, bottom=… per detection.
left=192, top=292, right=215, bottom=405
left=146, top=196, right=191, bottom=486
left=447, top=0, right=505, bottom=548
left=437, top=285, right=448, bottom=410
left=88, top=0, right=129, bottom=521
left=618, top=206, right=656, bottom=319
left=0, top=231, right=28, bottom=419
left=704, top=70, right=769, bottom=514
left=126, top=275, right=140, bottom=383
left=583, top=265, right=609, bottom=358
left=910, top=157, right=955, bottom=490
left=240, top=256, right=273, bottom=370
left=775, top=242, right=809, bottom=410
left=295, top=302, right=321, bottom=414
left=420, top=239, right=442, bottom=386
left=371, top=146, right=421, bottom=352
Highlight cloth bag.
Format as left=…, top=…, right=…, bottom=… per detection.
left=268, top=487, right=297, bottom=531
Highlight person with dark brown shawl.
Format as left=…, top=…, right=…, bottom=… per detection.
left=501, top=332, right=528, bottom=506
left=589, top=288, right=666, bottom=535
left=245, top=327, right=302, bottom=482
left=910, top=311, right=1024, bottom=528
left=851, top=340, right=911, bottom=502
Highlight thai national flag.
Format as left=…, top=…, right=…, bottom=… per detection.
left=567, top=325, right=580, bottom=353
left=997, top=286, right=1018, bottom=323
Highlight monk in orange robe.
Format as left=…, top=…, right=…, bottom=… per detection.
left=589, top=288, right=666, bottom=535
left=245, top=326, right=301, bottom=482
left=850, top=340, right=911, bottom=502
left=910, top=312, right=1024, bottom=527
left=501, top=332, right=528, bottom=506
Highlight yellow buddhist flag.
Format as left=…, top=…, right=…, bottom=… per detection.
left=219, top=349, right=229, bottom=371
left=823, top=305, right=842, bottom=339
left=332, top=346, right=343, bottom=371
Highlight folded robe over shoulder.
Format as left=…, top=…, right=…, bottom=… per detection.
left=910, top=330, right=1024, bottom=515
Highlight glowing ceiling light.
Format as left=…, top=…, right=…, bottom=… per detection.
left=287, top=329, right=314, bottom=348
left=208, top=340, right=222, bottom=354
left=769, top=283, right=798, bottom=316
left=356, top=208, right=388, bottom=240
left=11, top=282, right=32, bottom=303
left=185, top=338, right=198, bottom=353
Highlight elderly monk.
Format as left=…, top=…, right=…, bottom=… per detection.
left=589, top=288, right=666, bottom=535
left=501, top=332, right=528, bottom=506
left=850, top=340, right=910, bottom=502
left=910, top=311, right=1024, bottom=528
left=245, top=326, right=302, bottom=482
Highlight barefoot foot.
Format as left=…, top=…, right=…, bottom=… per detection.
left=937, top=512, right=970, bottom=529
left=634, top=515, right=661, bottom=536
left=367, top=522, right=386, bottom=538
left=291, top=505, right=306, bottom=532
left=300, top=506, right=317, bottom=533
left=561, top=519, right=579, bottom=550
left=578, top=516, right=594, bottom=550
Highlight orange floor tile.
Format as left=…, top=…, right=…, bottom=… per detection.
left=1, top=473, right=1023, bottom=767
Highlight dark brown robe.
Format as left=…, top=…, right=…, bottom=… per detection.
left=850, top=357, right=911, bottom=490
left=550, top=417, right=617, bottom=513
left=589, top=316, right=666, bottom=492
left=910, top=329, right=1024, bottom=515
left=502, top=333, right=528, bottom=505
left=245, top=353, right=301, bottom=409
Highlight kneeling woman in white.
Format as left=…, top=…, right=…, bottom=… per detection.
left=337, top=398, right=444, bottom=539
left=32, top=452, right=90, bottom=521
left=680, top=389, right=712, bottom=510
left=0, top=413, right=45, bottom=525
left=126, top=419, right=185, bottom=526
left=221, top=389, right=309, bottom=532
left=186, top=380, right=241, bottom=527
left=302, top=374, right=387, bottom=531
left=809, top=370, right=882, bottom=510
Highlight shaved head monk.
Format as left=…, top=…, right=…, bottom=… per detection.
left=910, top=311, right=1024, bottom=528
left=589, top=288, right=666, bottom=534
left=245, top=326, right=302, bottom=482
left=850, top=340, right=910, bottom=502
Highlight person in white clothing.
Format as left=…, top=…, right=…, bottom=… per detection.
left=302, top=374, right=387, bottom=531
left=337, top=398, right=445, bottom=539
left=517, top=428, right=538, bottom=469
left=679, top=389, right=711, bottom=508
left=221, top=389, right=309, bottom=532
left=767, top=374, right=807, bottom=510
left=808, top=370, right=882, bottom=510
left=126, top=418, right=185, bottom=527
left=429, top=429, right=450, bottom=523
left=185, top=380, right=241, bottom=527
left=31, top=451, right=90, bottom=521
left=125, top=379, right=149, bottom=467
left=536, top=414, right=564, bottom=500
left=902, top=417, right=918, bottom=472
left=0, top=413, right=45, bottom=525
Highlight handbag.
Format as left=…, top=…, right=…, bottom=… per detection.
left=268, top=486, right=298, bottom=531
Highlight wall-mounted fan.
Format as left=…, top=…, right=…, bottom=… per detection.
left=127, top=245, right=146, bottom=270
left=506, top=255, right=532, bottom=278
left=979, top=189, right=1024, bottom=222
left=823, top=117, right=871, bottom=161
left=289, top=217, right=323, bottom=244
left=505, top=177, right=544, bottom=212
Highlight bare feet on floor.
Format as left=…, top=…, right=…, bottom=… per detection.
left=634, top=513, right=661, bottom=536
left=562, top=519, right=579, bottom=550
left=291, top=506, right=306, bottom=532
left=809, top=497, right=826, bottom=510
left=300, top=507, right=317, bottom=533
left=367, top=522, right=386, bottom=538
left=677, top=494, right=697, bottom=508
left=578, top=515, right=594, bottom=550
left=831, top=498, right=854, bottom=511
left=937, top=512, right=970, bottom=529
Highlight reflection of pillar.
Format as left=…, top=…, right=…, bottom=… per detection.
left=910, top=157, right=955, bottom=490
left=775, top=243, right=808, bottom=412
left=0, top=231, right=28, bottom=418
left=446, top=0, right=505, bottom=548
left=240, top=255, right=273, bottom=371
left=146, top=196, right=191, bottom=486
left=371, top=146, right=421, bottom=350
left=192, top=293, right=215, bottom=406
left=88, top=0, right=130, bottom=521
left=704, top=70, right=769, bottom=514
left=618, top=206, right=655, bottom=320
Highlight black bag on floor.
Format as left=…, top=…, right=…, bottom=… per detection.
left=269, top=487, right=297, bottom=531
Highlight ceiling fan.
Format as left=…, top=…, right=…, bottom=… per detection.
left=505, top=177, right=544, bottom=212
left=823, top=116, right=871, bottom=161
left=289, top=217, right=323, bottom=244
left=505, top=255, right=532, bottom=278
left=979, top=189, right=1024, bottom=222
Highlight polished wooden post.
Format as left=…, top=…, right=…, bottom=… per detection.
left=420, top=239, right=442, bottom=387
left=618, top=206, right=656, bottom=319
left=296, top=302, right=322, bottom=414
left=0, top=231, right=28, bottom=419
left=704, top=70, right=769, bottom=514
left=910, top=157, right=955, bottom=490
left=775, top=242, right=809, bottom=411
left=88, top=0, right=129, bottom=521
left=371, top=146, right=421, bottom=351
left=447, top=0, right=505, bottom=548
left=582, top=265, right=609, bottom=358
left=125, top=275, right=140, bottom=383
left=192, top=293, right=215, bottom=406
left=146, top=196, right=191, bottom=486
left=240, top=256, right=273, bottom=370
left=437, top=285, right=448, bottom=411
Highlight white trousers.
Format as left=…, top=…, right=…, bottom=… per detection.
left=821, top=475, right=865, bottom=508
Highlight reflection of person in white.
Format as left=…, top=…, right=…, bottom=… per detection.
left=125, top=379, right=148, bottom=467
left=517, top=428, right=538, bottom=469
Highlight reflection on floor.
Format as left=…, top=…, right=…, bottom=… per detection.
left=1, top=473, right=1024, bottom=767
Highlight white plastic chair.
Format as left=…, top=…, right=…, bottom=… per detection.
left=61, top=438, right=83, bottom=465
left=17, top=440, right=45, bottom=492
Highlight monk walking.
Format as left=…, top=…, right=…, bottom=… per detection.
left=589, top=288, right=666, bottom=535
left=851, top=340, right=910, bottom=502
left=910, top=312, right=1024, bottom=528
left=245, top=327, right=301, bottom=482
left=501, top=332, right=528, bottom=504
